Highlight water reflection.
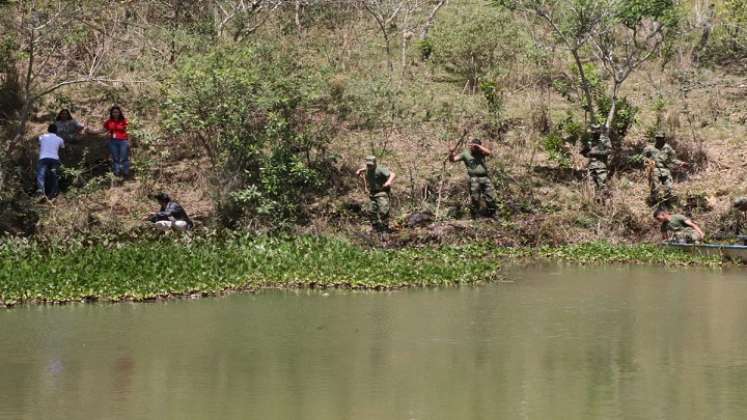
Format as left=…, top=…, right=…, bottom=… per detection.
left=2, top=264, right=747, bottom=419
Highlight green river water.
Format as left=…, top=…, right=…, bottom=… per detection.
left=2, top=263, right=747, bottom=420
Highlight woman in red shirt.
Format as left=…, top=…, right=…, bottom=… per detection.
left=103, top=106, right=130, bottom=178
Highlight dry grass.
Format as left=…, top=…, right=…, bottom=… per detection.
left=16, top=4, right=747, bottom=246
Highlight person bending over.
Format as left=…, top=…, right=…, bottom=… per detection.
left=146, top=193, right=194, bottom=231
left=36, top=124, right=65, bottom=199
left=654, top=208, right=704, bottom=244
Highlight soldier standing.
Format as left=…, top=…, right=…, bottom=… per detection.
left=581, top=124, right=612, bottom=197
left=642, top=132, right=684, bottom=205
left=356, top=156, right=396, bottom=232
left=449, top=138, right=498, bottom=218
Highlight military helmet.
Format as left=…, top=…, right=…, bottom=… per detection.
left=654, top=131, right=666, bottom=139
left=470, top=138, right=482, bottom=145
left=734, top=196, right=747, bottom=211
left=365, top=155, right=377, bottom=166
left=589, top=123, right=602, bottom=133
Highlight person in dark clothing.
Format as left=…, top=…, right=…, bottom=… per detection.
left=146, top=193, right=194, bottom=231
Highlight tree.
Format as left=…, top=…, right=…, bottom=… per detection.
left=358, top=0, right=405, bottom=76
left=494, top=0, right=679, bottom=134
left=358, top=0, right=450, bottom=78
left=0, top=0, right=147, bottom=194
left=162, top=45, right=333, bottom=226
left=429, top=5, right=521, bottom=94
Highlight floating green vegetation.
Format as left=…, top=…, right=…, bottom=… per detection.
left=0, top=237, right=724, bottom=307
left=535, top=242, right=723, bottom=266
left=0, top=236, right=500, bottom=306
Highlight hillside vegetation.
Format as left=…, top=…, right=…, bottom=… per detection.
left=1, top=0, right=746, bottom=246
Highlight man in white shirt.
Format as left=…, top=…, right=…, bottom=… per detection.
left=36, top=124, right=65, bottom=198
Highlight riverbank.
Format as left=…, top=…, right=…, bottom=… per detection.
left=0, top=235, right=725, bottom=308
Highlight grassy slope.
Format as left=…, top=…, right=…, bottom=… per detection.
left=16, top=2, right=747, bottom=247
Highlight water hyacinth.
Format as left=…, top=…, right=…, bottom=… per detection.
left=0, top=237, right=721, bottom=307
left=0, top=236, right=500, bottom=306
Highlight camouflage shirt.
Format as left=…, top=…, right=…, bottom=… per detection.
left=643, top=143, right=681, bottom=170
left=588, top=134, right=612, bottom=159
left=661, top=214, right=695, bottom=235
left=366, top=166, right=391, bottom=194
left=458, top=150, right=489, bottom=177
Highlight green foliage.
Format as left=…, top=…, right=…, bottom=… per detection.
left=0, top=236, right=502, bottom=306
left=340, top=76, right=403, bottom=130
left=536, top=242, right=721, bottom=266
left=616, top=0, right=679, bottom=28
left=429, top=6, right=522, bottom=92
left=702, top=0, right=747, bottom=65
left=0, top=236, right=725, bottom=306
left=162, top=45, right=333, bottom=226
left=543, top=114, right=584, bottom=167
left=480, top=81, right=504, bottom=118
left=596, top=95, right=638, bottom=144
left=416, top=38, right=434, bottom=60
left=0, top=33, right=20, bottom=125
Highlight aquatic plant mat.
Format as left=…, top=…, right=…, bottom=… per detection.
left=0, top=236, right=500, bottom=306
left=0, top=237, right=721, bottom=306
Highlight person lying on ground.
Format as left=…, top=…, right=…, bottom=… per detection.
left=654, top=208, right=704, bottom=244
left=54, top=109, right=85, bottom=143
left=36, top=124, right=65, bottom=199
left=145, top=193, right=194, bottom=231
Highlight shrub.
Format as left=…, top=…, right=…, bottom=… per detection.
left=162, top=45, right=334, bottom=227
left=428, top=6, right=523, bottom=94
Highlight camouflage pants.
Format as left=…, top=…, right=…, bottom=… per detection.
left=588, top=164, right=609, bottom=193
left=469, top=176, right=497, bottom=217
left=369, top=191, right=390, bottom=231
left=672, top=229, right=701, bottom=244
left=649, top=168, right=674, bottom=202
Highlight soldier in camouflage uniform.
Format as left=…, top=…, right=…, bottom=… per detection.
left=734, top=197, right=747, bottom=212
left=654, top=208, right=705, bottom=244
left=356, top=156, right=396, bottom=232
left=642, top=132, right=684, bottom=205
left=734, top=197, right=747, bottom=244
left=449, top=138, right=498, bottom=218
left=581, top=124, right=612, bottom=196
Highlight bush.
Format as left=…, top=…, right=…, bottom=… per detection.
left=162, top=45, right=334, bottom=227
left=701, top=1, right=747, bottom=66
left=428, top=6, right=523, bottom=93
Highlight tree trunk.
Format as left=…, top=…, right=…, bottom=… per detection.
left=419, top=0, right=448, bottom=41
left=401, top=32, right=408, bottom=78
left=383, top=31, right=393, bottom=76
left=571, top=48, right=595, bottom=124
left=691, top=2, right=715, bottom=64
left=295, top=0, right=303, bottom=32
